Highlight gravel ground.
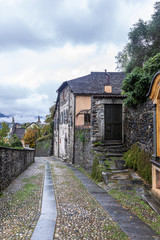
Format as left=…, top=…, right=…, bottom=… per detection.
left=0, top=158, right=45, bottom=240
left=51, top=160, right=128, bottom=240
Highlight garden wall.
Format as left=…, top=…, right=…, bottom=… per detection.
left=74, top=128, right=94, bottom=171
left=0, top=147, right=35, bottom=193
left=124, top=100, right=154, bottom=153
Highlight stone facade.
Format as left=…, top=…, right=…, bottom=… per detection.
left=0, top=147, right=35, bottom=193
left=124, top=100, right=154, bottom=153
left=74, top=128, right=94, bottom=171
left=91, top=96, right=125, bottom=143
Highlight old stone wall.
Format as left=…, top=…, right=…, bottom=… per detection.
left=74, top=128, right=94, bottom=171
left=91, top=96, right=124, bottom=143
left=124, top=100, right=154, bottom=153
left=0, top=147, right=35, bottom=193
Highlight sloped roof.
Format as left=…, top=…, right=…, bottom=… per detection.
left=54, top=71, right=126, bottom=117
left=13, top=128, right=25, bottom=139
left=57, top=72, right=126, bottom=95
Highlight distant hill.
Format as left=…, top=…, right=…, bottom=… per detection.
left=0, top=113, right=8, bottom=118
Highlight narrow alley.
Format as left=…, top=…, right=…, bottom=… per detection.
left=1, top=157, right=160, bottom=240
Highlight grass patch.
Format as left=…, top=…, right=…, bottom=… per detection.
left=123, top=143, right=152, bottom=184
left=109, top=189, right=160, bottom=235
left=91, top=155, right=103, bottom=182
left=0, top=193, right=5, bottom=198
left=13, top=183, right=37, bottom=202
left=103, top=224, right=128, bottom=239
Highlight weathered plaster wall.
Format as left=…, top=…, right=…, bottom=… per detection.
left=54, top=86, right=75, bottom=163
left=0, top=147, right=35, bottom=193
left=124, top=100, right=154, bottom=153
left=75, top=95, right=91, bottom=126
left=74, top=128, right=94, bottom=171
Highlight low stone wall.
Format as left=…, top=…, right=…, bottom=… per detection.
left=124, top=100, right=154, bottom=153
left=74, top=128, right=94, bottom=171
left=0, top=147, right=35, bottom=193
left=36, top=139, right=52, bottom=157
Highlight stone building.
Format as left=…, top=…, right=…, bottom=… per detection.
left=53, top=71, right=126, bottom=163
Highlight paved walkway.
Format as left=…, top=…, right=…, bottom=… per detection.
left=50, top=156, right=160, bottom=240
left=1, top=156, right=160, bottom=239
left=63, top=161, right=160, bottom=240
left=31, top=160, right=57, bottom=240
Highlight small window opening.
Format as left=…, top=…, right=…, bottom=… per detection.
left=84, top=113, right=90, bottom=125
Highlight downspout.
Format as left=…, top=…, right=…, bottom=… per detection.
left=153, top=104, right=157, bottom=159
left=58, top=95, right=60, bottom=158
left=72, top=94, right=76, bottom=164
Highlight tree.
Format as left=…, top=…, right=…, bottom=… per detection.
left=122, top=53, right=160, bottom=107
left=116, top=2, right=160, bottom=72
left=24, top=128, right=41, bottom=148
left=10, top=134, right=23, bottom=148
left=0, top=122, right=9, bottom=140
left=45, top=104, right=55, bottom=123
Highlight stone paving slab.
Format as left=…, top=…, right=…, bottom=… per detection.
left=49, top=158, right=128, bottom=240
left=60, top=160, right=160, bottom=240
left=31, top=161, right=57, bottom=240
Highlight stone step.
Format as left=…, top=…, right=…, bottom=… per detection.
left=107, top=153, right=124, bottom=157
left=102, top=170, right=131, bottom=181
left=94, top=148, right=125, bottom=154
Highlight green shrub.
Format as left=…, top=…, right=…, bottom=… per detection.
left=124, top=143, right=152, bottom=184
left=93, top=141, right=102, bottom=146
left=11, top=139, right=23, bottom=148
left=78, top=132, right=85, bottom=144
left=36, top=133, right=52, bottom=143
left=0, top=140, right=10, bottom=147
left=91, top=155, right=103, bottom=182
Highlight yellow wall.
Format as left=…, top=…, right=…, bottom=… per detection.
left=157, top=96, right=160, bottom=156
left=152, top=165, right=160, bottom=200
left=75, top=96, right=91, bottom=126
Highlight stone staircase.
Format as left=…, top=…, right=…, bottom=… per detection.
left=93, top=141, right=131, bottom=183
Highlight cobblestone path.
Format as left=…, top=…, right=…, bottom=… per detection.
left=0, top=158, right=45, bottom=240
left=51, top=159, right=128, bottom=240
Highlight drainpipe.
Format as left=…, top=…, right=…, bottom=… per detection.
left=153, top=104, right=157, bottom=160
left=58, top=97, right=60, bottom=158
left=72, top=95, right=76, bottom=164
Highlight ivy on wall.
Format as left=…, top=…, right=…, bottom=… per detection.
left=122, top=53, right=160, bottom=107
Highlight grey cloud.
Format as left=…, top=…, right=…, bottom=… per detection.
left=0, top=85, right=30, bottom=102
left=0, top=19, right=52, bottom=51
left=0, top=0, right=128, bottom=51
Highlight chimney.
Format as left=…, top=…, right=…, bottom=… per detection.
left=38, top=116, right=41, bottom=123
left=12, top=117, right=15, bottom=123
left=104, top=69, right=112, bottom=93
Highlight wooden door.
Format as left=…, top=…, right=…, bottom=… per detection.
left=105, top=104, right=122, bottom=140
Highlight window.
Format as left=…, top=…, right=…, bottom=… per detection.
left=65, top=110, right=68, bottom=123
left=84, top=114, right=90, bottom=125
left=62, top=89, right=65, bottom=99
left=63, top=110, right=66, bottom=123
left=54, top=118, right=56, bottom=130
left=70, top=116, right=72, bottom=126
left=61, top=112, right=63, bottom=124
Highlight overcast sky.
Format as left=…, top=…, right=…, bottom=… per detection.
left=0, top=0, right=156, bottom=123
